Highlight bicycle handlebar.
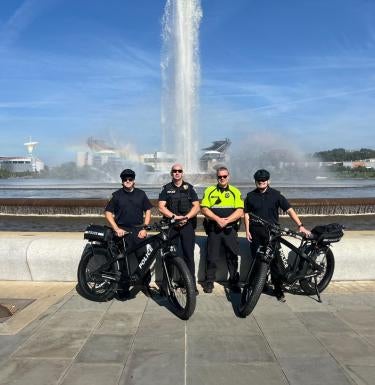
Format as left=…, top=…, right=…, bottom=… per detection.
left=249, top=212, right=313, bottom=240
left=144, top=217, right=188, bottom=232
left=110, top=217, right=187, bottom=238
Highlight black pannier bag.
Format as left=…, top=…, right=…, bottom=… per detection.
left=84, top=225, right=113, bottom=242
left=311, top=223, right=344, bottom=245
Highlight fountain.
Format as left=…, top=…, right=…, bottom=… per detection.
left=1, top=2, right=375, bottom=231
left=161, top=0, right=202, bottom=173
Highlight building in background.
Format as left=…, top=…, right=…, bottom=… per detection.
left=0, top=138, right=44, bottom=173
left=142, top=151, right=176, bottom=172
left=76, top=137, right=140, bottom=169
left=0, top=156, right=44, bottom=173
left=199, top=138, right=231, bottom=172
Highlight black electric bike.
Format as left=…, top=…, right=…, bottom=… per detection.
left=238, top=213, right=344, bottom=318
left=77, top=218, right=196, bottom=320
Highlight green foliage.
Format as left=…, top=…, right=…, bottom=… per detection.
left=0, top=169, right=34, bottom=179
left=313, top=148, right=375, bottom=162
left=324, top=164, right=375, bottom=178
left=1, top=162, right=119, bottom=180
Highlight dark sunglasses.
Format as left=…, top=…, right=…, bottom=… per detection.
left=256, top=179, right=268, bottom=183
left=217, top=175, right=228, bottom=179
left=172, top=169, right=183, bottom=173
left=122, top=177, right=134, bottom=182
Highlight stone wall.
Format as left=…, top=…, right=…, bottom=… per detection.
left=0, top=231, right=373, bottom=282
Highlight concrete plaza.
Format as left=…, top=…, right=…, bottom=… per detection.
left=1, top=281, right=375, bottom=385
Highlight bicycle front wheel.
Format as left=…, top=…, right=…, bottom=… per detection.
left=238, top=260, right=269, bottom=318
left=77, top=246, right=119, bottom=302
left=164, top=256, right=196, bottom=320
left=299, top=247, right=335, bottom=295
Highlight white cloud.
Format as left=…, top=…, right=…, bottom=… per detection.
left=0, top=0, right=61, bottom=50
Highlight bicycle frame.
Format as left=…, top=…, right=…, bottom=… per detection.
left=278, top=237, right=326, bottom=283
left=248, top=213, right=331, bottom=301
left=87, top=220, right=179, bottom=288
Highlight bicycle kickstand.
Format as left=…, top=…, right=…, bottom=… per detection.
left=313, top=276, right=322, bottom=303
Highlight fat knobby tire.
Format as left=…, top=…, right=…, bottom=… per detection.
left=77, top=246, right=118, bottom=302
left=238, top=261, right=269, bottom=318
left=300, top=248, right=335, bottom=295
left=166, top=256, right=196, bottom=320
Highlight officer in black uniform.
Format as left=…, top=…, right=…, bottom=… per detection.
left=105, top=169, right=153, bottom=241
left=244, top=169, right=310, bottom=302
left=105, top=169, right=153, bottom=293
left=158, top=163, right=200, bottom=293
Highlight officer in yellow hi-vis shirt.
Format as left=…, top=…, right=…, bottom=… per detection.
left=201, top=166, right=244, bottom=293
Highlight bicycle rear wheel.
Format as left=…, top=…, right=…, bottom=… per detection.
left=77, top=246, right=119, bottom=302
left=238, top=260, right=269, bottom=318
left=299, top=247, right=335, bottom=295
left=164, top=256, right=196, bottom=320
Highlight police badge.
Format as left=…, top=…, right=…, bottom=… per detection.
left=183, top=184, right=188, bottom=190
left=225, top=192, right=230, bottom=198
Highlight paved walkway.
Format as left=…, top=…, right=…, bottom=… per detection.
left=1, top=282, right=375, bottom=385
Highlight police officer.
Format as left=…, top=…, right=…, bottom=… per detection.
left=244, top=169, right=310, bottom=302
left=201, top=166, right=244, bottom=293
left=105, top=169, right=153, bottom=293
left=158, top=163, right=200, bottom=293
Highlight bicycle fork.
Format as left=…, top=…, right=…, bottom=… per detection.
left=160, top=247, right=177, bottom=294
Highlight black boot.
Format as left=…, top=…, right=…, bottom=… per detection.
left=273, top=284, right=286, bottom=302
left=203, top=281, right=214, bottom=293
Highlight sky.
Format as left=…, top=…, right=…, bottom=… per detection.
left=1, top=0, right=375, bottom=165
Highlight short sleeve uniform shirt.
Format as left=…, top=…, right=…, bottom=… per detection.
left=201, top=184, right=244, bottom=219
left=105, top=188, right=153, bottom=229
left=244, top=187, right=291, bottom=225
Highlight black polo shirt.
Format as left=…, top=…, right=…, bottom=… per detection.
left=244, top=187, right=291, bottom=225
left=105, top=188, right=153, bottom=229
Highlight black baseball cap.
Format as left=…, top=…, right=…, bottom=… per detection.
left=253, top=169, right=270, bottom=181
left=120, top=169, right=136, bottom=180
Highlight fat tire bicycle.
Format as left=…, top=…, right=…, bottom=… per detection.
left=77, top=218, right=196, bottom=320
left=238, top=213, right=344, bottom=318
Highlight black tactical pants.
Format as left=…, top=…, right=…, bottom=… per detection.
left=169, top=221, right=196, bottom=284
left=205, top=227, right=239, bottom=283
